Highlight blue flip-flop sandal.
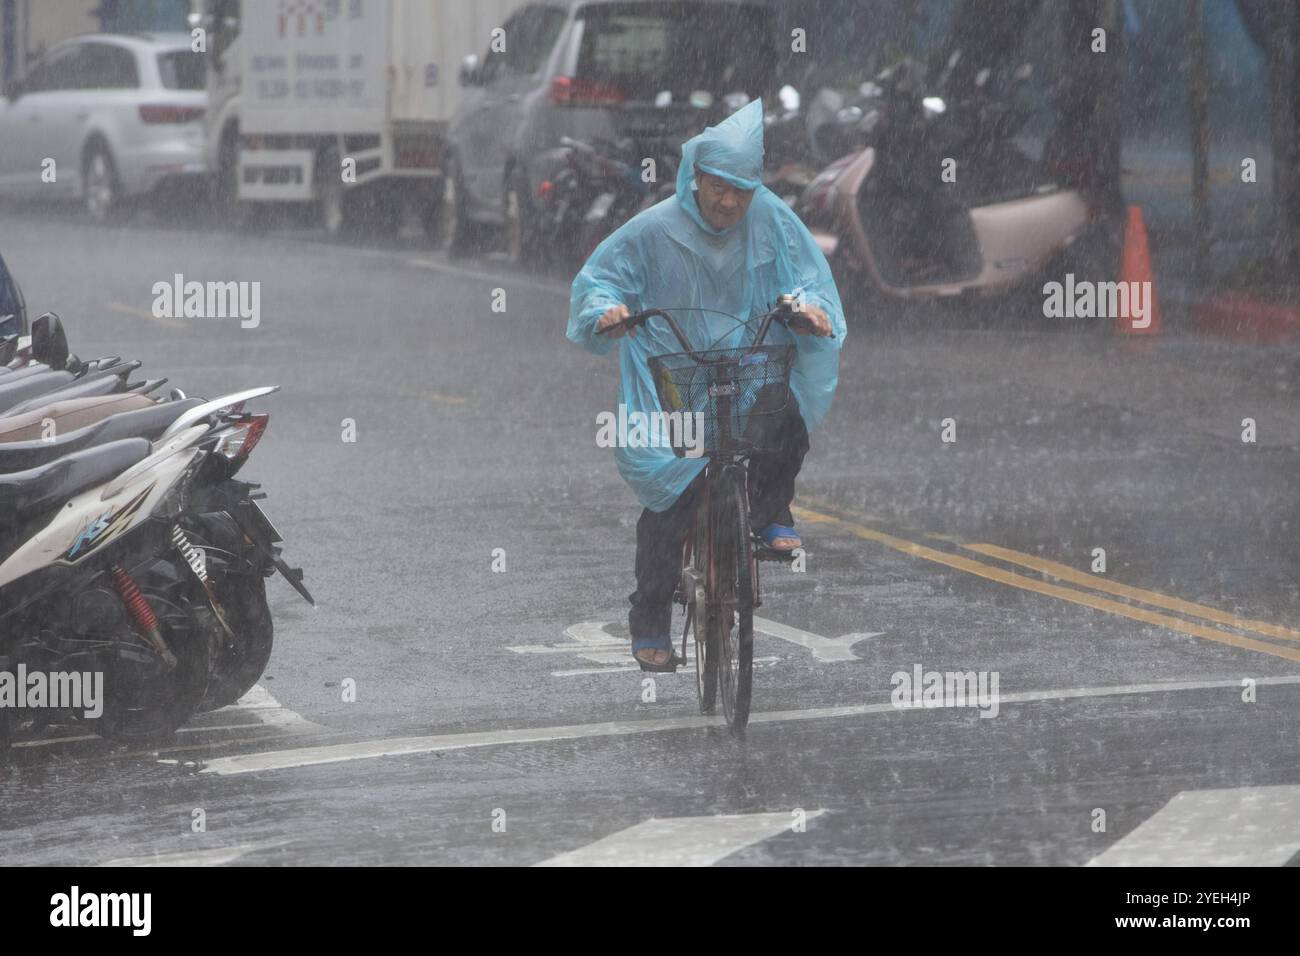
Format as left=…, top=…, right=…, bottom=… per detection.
left=631, top=636, right=685, bottom=672
left=757, top=523, right=802, bottom=552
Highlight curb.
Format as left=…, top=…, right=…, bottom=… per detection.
left=1193, top=292, right=1300, bottom=344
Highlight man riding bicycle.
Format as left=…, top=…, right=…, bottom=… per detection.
left=567, top=100, right=846, bottom=672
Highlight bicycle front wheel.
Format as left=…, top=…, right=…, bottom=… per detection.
left=714, top=470, right=755, bottom=731
left=686, top=499, right=718, bottom=715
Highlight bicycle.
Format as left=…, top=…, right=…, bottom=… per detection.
left=598, top=296, right=831, bottom=732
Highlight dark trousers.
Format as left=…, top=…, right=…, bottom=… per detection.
left=628, top=393, right=809, bottom=643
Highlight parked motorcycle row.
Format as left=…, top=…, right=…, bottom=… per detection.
left=0, top=312, right=311, bottom=751
left=514, top=54, right=1114, bottom=306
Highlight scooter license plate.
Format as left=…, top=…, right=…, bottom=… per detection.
left=239, top=500, right=283, bottom=545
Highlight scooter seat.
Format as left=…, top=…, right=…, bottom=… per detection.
left=0, top=398, right=203, bottom=472
left=0, top=363, right=51, bottom=382
left=0, top=370, right=75, bottom=415
left=1, top=369, right=131, bottom=417
left=0, top=438, right=152, bottom=524
left=0, top=393, right=156, bottom=443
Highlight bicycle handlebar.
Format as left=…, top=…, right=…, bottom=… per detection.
left=594, top=297, right=835, bottom=350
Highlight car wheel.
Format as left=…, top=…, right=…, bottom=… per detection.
left=216, top=127, right=267, bottom=232
left=83, top=143, right=131, bottom=224
left=504, top=168, right=541, bottom=266
left=418, top=174, right=447, bottom=245
left=444, top=155, right=483, bottom=258
left=316, top=145, right=354, bottom=237
left=353, top=183, right=402, bottom=238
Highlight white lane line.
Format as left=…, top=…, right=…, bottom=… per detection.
left=535, top=810, right=828, bottom=867
left=98, top=839, right=292, bottom=867
left=202, top=714, right=723, bottom=775
left=1088, top=786, right=1300, bottom=867
left=752, top=616, right=883, bottom=662
left=199, top=675, right=1300, bottom=776
left=12, top=734, right=99, bottom=749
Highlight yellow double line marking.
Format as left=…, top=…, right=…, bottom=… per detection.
left=108, top=301, right=186, bottom=329
left=793, top=501, right=1300, bottom=665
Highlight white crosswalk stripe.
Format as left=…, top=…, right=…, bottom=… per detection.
left=535, top=811, right=827, bottom=866
left=1088, top=785, right=1300, bottom=866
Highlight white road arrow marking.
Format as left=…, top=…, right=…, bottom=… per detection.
left=213, top=684, right=327, bottom=733
left=508, top=621, right=626, bottom=656
left=565, top=622, right=623, bottom=644
left=513, top=619, right=876, bottom=670
left=534, top=811, right=827, bottom=867
left=1087, top=785, right=1300, bottom=867
left=551, top=656, right=780, bottom=678
left=752, top=616, right=881, bottom=662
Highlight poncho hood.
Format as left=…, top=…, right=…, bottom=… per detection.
left=677, top=98, right=765, bottom=234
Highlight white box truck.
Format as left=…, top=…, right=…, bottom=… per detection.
left=194, top=0, right=521, bottom=236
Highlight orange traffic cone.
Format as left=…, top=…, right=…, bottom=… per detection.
left=1114, top=205, right=1162, bottom=335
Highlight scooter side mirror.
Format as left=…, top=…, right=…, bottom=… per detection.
left=31, top=312, right=69, bottom=370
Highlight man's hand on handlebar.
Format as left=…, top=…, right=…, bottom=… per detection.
left=596, top=304, right=635, bottom=338
left=789, top=303, right=834, bottom=338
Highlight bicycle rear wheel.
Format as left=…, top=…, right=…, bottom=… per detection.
left=714, top=470, right=755, bottom=730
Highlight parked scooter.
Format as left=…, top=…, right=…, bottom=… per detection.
left=534, top=134, right=678, bottom=265
left=797, top=56, right=1098, bottom=308
left=762, top=87, right=819, bottom=209
left=531, top=90, right=813, bottom=265
left=0, top=315, right=310, bottom=747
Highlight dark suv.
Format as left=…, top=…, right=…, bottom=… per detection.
left=444, top=0, right=780, bottom=260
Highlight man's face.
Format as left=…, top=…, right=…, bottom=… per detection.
left=694, top=166, right=756, bottom=231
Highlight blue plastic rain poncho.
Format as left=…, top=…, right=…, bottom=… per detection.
left=567, top=99, right=847, bottom=512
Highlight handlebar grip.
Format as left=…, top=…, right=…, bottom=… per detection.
left=594, top=309, right=653, bottom=335
left=780, top=305, right=837, bottom=340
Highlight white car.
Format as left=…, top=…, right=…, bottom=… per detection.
left=0, top=33, right=207, bottom=222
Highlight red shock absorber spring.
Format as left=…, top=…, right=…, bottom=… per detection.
left=111, top=565, right=159, bottom=634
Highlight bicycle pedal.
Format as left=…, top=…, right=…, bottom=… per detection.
left=754, top=544, right=798, bottom=563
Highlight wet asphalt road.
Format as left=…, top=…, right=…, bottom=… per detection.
left=1, top=201, right=1299, bottom=866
